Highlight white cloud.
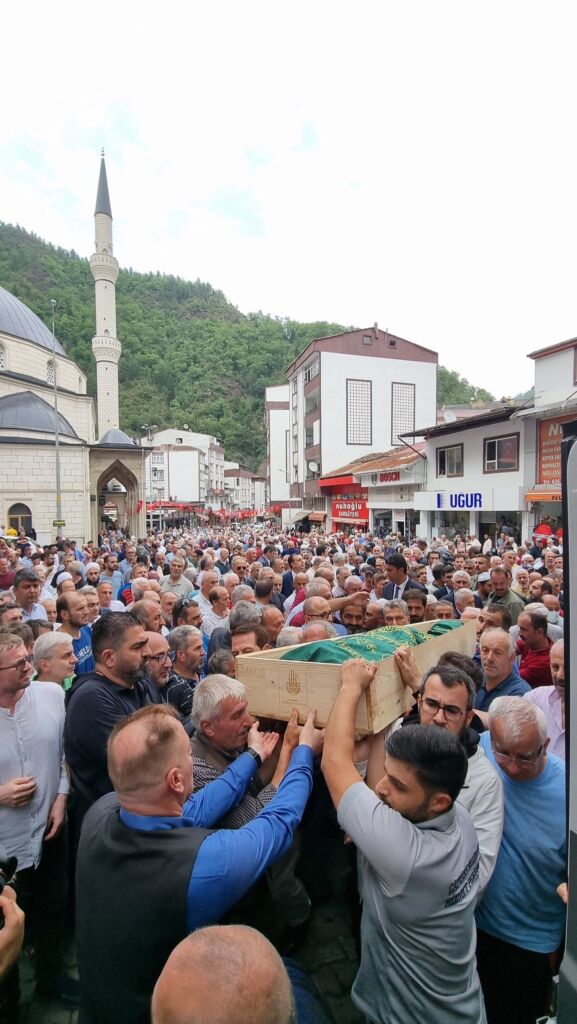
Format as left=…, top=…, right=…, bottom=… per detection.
left=2, top=0, right=577, bottom=394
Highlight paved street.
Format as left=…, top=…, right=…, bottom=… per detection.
left=18, top=836, right=362, bottom=1024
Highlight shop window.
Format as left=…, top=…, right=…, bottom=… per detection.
left=391, top=382, right=415, bottom=445
left=346, top=379, right=372, bottom=445
left=436, top=444, right=463, bottom=477
left=484, top=434, right=519, bottom=473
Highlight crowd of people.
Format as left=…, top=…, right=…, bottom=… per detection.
left=0, top=521, right=567, bottom=1024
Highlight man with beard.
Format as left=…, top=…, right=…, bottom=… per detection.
left=321, top=660, right=486, bottom=1024
left=57, top=592, right=94, bottom=675
left=64, top=613, right=161, bottom=830
left=369, top=663, right=503, bottom=893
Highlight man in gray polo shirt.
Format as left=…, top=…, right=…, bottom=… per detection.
left=322, top=659, right=486, bottom=1024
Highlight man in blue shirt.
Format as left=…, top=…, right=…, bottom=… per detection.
left=475, top=628, right=530, bottom=712
left=476, top=695, right=566, bottom=1024
left=56, top=592, right=94, bottom=675
left=76, top=703, right=323, bottom=1024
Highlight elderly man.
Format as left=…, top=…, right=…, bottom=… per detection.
left=76, top=703, right=322, bottom=1024
left=159, top=556, right=195, bottom=599
left=97, top=580, right=125, bottom=613
left=486, top=568, right=524, bottom=625
left=364, top=601, right=385, bottom=630
left=384, top=599, right=410, bottom=626
left=260, top=604, right=285, bottom=646
left=454, top=588, right=476, bottom=617
left=0, top=633, right=75, bottom=1011
left=193, top=569, right=221, bottom=615
left=191, top=677, right=312, bottom=948
left=524, top=639, right=565, bottom=760
left=201, top=585, right=230, bottom=638
left=33, top=631, right=78, bottom=687
left=516, top=609, right=553, bottom=687
left=476, top=696, right=566, bottom=1024
left=13, top=569, right=48, bottom=622
left=130, top=599, right=165, bottom=634
left=79, top=585, right=101, bottom=624
left=476, top=629, right=530, bottom=711
left=166, top=625, right=205, bottom=718
left=322, top=659, right=486, bottom=1024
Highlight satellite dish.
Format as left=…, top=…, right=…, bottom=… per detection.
left=444, top=410, right=457, bottom=423
left=183, top=423, right=190, bottom=430
left=308, top=461, right=318, bottom=473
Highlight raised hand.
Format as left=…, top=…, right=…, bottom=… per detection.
left=247, top=721, right=280, bottom=762
left=298, top=708, right=324, bottom=756
left=341, top=658, right=377, bottom=693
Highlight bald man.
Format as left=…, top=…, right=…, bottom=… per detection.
left=151, top=925, right=294, bottom=1024
left=76, top=705, right=323, bottom=1024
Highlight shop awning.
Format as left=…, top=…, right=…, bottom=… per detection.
left=525, top=491, right=562, bottom=502
left=308, top=511, right=326, bottom=522
left=288, top=509, right=313, bottom=524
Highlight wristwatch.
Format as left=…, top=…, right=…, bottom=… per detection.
left=246, top=746, right=263, bottom=768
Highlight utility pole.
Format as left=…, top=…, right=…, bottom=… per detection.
left=50, top=299, right=63, bottom=539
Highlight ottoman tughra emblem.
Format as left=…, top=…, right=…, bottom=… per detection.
left=286, top=670, right=300, bottom=695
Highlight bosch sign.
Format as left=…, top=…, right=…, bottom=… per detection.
left=379, top=471, right=401, bottom=483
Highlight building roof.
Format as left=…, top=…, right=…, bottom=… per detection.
left=95, top=154, right=112, bottom=217
left=96, top=428, right=136, bottom=447
left=0, top=287, right=66, bottom=355
left=320, top=442, right=426, bottom=480
left=285, top=325, right=438, bottom=377
left=408, top=404, right=520, bottom=439
left=0, top=390, right=78, bottom=437
left=528, top=336, right=577, bottom=360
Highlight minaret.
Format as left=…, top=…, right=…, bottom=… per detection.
left=91, top=150, right=121, bottom=437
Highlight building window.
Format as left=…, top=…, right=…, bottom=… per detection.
left=292, top=378, right=297, bottom=395
left=484, top=434, right=519, bottom=473
left=0, top=345, right=6, bottom=370
left=362, top=334, right=373, bottom=345
left=303, top=357, right=319, bottom=384
left=151, top=453, right=164, bottom=464
left=436, top=444, right=463, bottom=477
left=391, top=382, right=415, bottom=445
left=346, top=379, right=372, bottom=445
left=47, top=359, right=55, bottom=385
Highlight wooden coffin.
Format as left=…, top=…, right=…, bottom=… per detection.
left=235, top=620, right=477, bottom=734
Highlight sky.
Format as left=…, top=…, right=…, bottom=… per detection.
left=2, top=1, right=576, bottom=395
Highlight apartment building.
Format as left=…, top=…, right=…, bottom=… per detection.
left=142, top=428, right=225, bottom=506
left=285, top=325, right=437, bottom=511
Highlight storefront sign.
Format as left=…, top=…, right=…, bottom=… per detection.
left=537, top=415, right=574, bottom=486
left=332, top=498, right=368, bottom=521
left=379, top=471, right=401, bottom=483
left=436, top=492, right=483, bottom=509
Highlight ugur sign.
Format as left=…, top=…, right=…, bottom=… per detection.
left=436, top=492, right=483, bottom=509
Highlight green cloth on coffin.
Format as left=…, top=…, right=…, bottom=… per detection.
left=280, top=620, right=464, bottom=664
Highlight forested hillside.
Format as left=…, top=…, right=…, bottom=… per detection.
left=0, top=223, right=494, bottom=467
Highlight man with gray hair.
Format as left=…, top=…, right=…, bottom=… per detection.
left=476, top=628, right=530, bottom=711
left=33, top=631, right=78, bottom=687
left=191, top=676, right=312, bottom=950
left=166, top=626, right=205, bottom=719
left=276, top=626, right=303, bottom=647
left=232, top=584, right=256, bottom=605
left=476, top=695, right=566, bottom=1024
left=454, top=588, right=476, bottom=616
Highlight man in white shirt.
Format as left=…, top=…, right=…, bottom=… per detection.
left=0, top=633, right=77, bottom=1012
left=159, top=556, right=196, bottom=600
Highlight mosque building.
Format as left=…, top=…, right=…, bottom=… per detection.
left=0, top=154, right=146, bottom=544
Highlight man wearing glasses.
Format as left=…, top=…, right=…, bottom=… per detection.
left=476, top=696, right=566, bottom=1024
left=0, top=632, right=76, bottom=1012
left=369, top=663, right=503, bottom=895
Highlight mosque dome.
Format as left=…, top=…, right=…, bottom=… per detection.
left=97, top=427, right=136, bottom=447
left=0, top=286, right=66, bottom=355
left=0, top=391, right=78, bottom=437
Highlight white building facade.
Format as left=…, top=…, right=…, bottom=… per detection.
left=142, top=428, right=225, bottom=506
left=265, top=384, right=291, bottom=507
left=285, top=326, right=438, bottom=512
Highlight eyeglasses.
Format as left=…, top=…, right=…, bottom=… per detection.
left=418, top=695, right=466, bottom=723
left=307, top=612, right=331, bottom=620
left=0, top=655, right=33, bottom=672
left=146, top=651, right=172, bottom=665
left=491, top=743, right=545, bottom=766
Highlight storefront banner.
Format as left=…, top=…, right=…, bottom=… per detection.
left=537, top=415, right=575, bottom=486
left=332, top=498, right=369, bottom=522
left=415, top=490, right=493, bottom=512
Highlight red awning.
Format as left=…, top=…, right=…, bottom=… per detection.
left=319, top=475, right=355, bottom=488
left=333, top=516, right=369, bottom=525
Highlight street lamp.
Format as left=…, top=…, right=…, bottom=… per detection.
left=50, top=300, right=63, bottom=540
